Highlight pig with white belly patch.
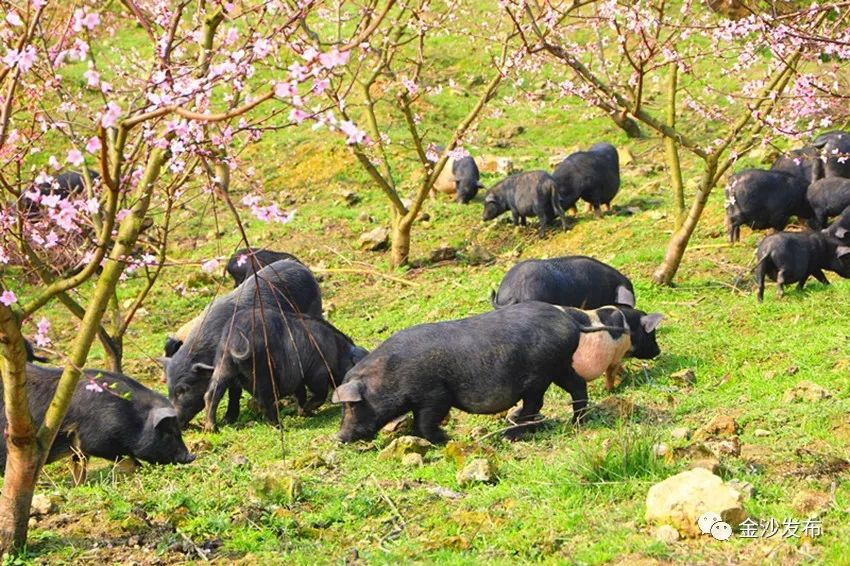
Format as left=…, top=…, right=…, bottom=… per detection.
left=559, top=305, right=663, bottom=393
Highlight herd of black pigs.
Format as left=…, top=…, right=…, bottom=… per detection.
left=3, top=130, right=850, bottom=477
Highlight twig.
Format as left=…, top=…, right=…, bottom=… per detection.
left=312, top=267, right=419, bottom=287
left=370, top=476, right=406, bottom=529
left=179, top=531, right=209, bottom=562
left=475, top=414, right=551, bottom=443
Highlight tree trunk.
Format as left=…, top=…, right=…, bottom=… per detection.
left=102, top=337, right=123, bottom=373
left=0, top=440, right=40, bottom=552
left=0, top=308, right=39, bottom=554
left=391, top=215, right=412, bottom=267
left=652, top=160, right=718, bottom=285
left=664, top=64, right=685, bottom=228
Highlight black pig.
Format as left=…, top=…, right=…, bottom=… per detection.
left=755, top=231, right=850, bottom=301
left=482, top=171, right=567, bottom=236
left=806, top=177, right=850, bottom=229
left=552, top=142, right=620, bottom=217
left=824, top=208, right=850, bottom=241
left=201, top=310, right=367, bottom=431
left=725, top=169, right=811, bottom=243
left=433, top=154, right=483, bottom=204
left=225, top=248, right=302, bottom=287
left=771, top=146, right=823, bottom=186
left=0, top=364, right=194, bottom=480
left=165, top=259, right=322, bottom=427
left=332, top=302, right=629, bottom=444
left=812, top=130, right=850, bottom=179
left=491, top=255, right=636, bottom=309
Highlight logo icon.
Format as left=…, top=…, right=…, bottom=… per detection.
left=698, top=512, right=732, bottom=541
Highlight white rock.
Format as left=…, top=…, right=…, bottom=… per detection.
left=645, top=468, right=746, bottom=537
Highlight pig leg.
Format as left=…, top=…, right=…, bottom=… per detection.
left=304, top=378, right=329, bottom=414
left=538, top=215, right=547, bottom=237
left=204, top=374, right=233, bottom=432
left=222, top=384, right=241, bottom=424
left=813, top=269, right=830, bottom=286
left=520, top=216, right=527, bottom=226
left=569, top=206, right=578, bottom=215
left=604, top=203, right=611, bottom=212
left=555, top=373, right=589, bottom=424
left=71, top=454, right=87, bottom=486
left=511, top=210, right=520, bottom=226
left=605, top=364, right=621, bottom=392
left=294, top=383, right=311, bottom=416
left=776, top=270, right=787, bottom=298
left=412, top=401, right=451, bottom=444
left=592, top=205, right=603, bottom=219
left=504, top=388, right=547, bottom=440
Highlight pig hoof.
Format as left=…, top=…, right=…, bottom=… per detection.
left=203, top=422, right=217, bottom=433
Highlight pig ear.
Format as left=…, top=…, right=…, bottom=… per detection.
left=349, top=346, right=368, bottom=365
left=836, top=246, right=850, bottom=258
left=616, top=286, right=636, bottom=307
left=149, top=406, right=178, bottom=429
left=835, top=227, right=848, bottom=239
left=331, top=381, right=363, bottom=403
left=640, top=313, right=664, bottom=333
left=192, top=362, right=215, bottom=375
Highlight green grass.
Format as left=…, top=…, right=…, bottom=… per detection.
left=5, top=3, right=850, bottom=564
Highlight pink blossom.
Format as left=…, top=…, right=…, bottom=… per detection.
left=339, top=120, right=368, bottom=145
left=449, top=146, right=469, bottom=160
left=85, top=198, right=99, bottom=214
left=116, top=209, right=131, bottom=221
left=253, top=38, right=273, bottom=59
left=0, top=290, right=17, bottom=307
left=289, top=108, right=309, bottom=124
left=274, top=81, right=297, bottom=99
left=84, top=68, right=100, bottom=88
left=425, top=145, right=439, bottom=163
left=313, top=78, right=329, bottom=95
left=319, top=48, right=349, bottom=69
left=3, top=46, right=37, bottom=74
left=6, top=12, right=23, bottom=27
left=85, top=381, right=104, bottom=393
left=101, top=101, right=121, bottom=128
left=236, top=254, right=247, bottom=267
left=72, top=9, right=100, bottom=32
left=67, top=149, right=84, bottom=166
left=85, top=136, right=101, bottom=154
left=401, top=76, right=418, bottom=96
left=201, top=258, right=220, bottom=273
left=48, top=156, right=60, bottom=170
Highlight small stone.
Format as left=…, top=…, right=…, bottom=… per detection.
left=429, top=246, right=457, bottom=263
left=381, top=414, right=412, bottom=434
left=690, top=458, right=721, bottom=474
left=357, top=211, right=373, bottom=223
left=645, top=468, right=747, bottom=537
left=30, top=494, right=56, bottom=517
left=653, top=443, right=670, bottom=458
left=793, top=490, right=831, bottom=515
left=707, top=437, right=741, bottom=457
left=670, top=427, right=691, bottom=441
left=783, top=381, right=831, bottom=403
left=113, top=457, right=138, bottom=477
left=754, top=429, right=772, bottom=437
left=426, top=485, right=463, bottom=499
left=253, top=465, right=302, bottom=505
left=456, top=458, right=497, bottom=487
left=727, top=479, right=755, bottom=499
left=478, top=155, right=514, bottom=175
left=670, top=368, right=696, bottom=387
left=232, top=455, right=250, bottom=467
left=339, top=190, right=360, bottom=206
left=358, top=227, right=389, bottom=251
left=694, top=414, right=740, bottom=440
left=378, top=436, right=433, bottom=461
left=653, top=524, right=680, bottom=543
left=462, top=244, right=495, bottom=265
left=401, top=453, right=424, bottom=468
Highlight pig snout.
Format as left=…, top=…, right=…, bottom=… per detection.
left=177, top=451, right=197, bottom=464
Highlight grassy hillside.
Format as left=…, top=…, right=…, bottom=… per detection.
left=8, top=5, right=850, bottom=565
